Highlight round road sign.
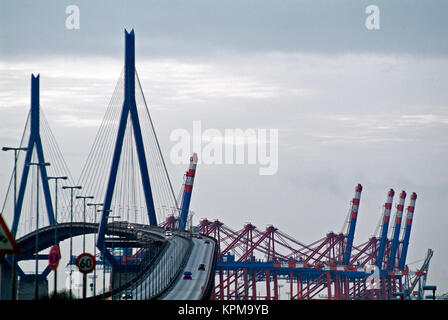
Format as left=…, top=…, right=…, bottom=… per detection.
left=48, top=245, right=61, bottom=270
left=76, top=253, right=96, bottom=274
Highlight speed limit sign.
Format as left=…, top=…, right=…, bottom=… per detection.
left=75, top=253, right=96, bottom=274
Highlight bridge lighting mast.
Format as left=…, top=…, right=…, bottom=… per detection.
left=26, top=161, right=50, bottom=300
left=47, top=175, right=68, bottom=298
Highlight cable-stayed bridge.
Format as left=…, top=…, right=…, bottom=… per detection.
left=0, top=30, right=430, bottom=300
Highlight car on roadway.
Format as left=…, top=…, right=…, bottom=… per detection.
left=121, top=293, right=133, bottom=300
left=183, top=271, right=192, bottom=279
left=198, top=264, right=205, bottom=270
left=165, top=230, right=173, bottom=238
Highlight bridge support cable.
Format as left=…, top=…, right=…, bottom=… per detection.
left=135, top=72, right=179, bottom=214
left=1, top=74, right=78, bottom=288
left=85, top=29, right=178, bottom=267
left=39, top=111, right=77, bottom=221
left=12, top=75, right=55, bottom=238
left=76, top=31, right=177, bottom=227
left=2, top=74, right=76, bottom=237
left=77, top=71, right=125, bottom=220
left=1, top=113, right=30, bottom=223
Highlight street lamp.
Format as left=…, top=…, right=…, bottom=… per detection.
left=47, top=175, right=68, bottom=298
left=87, top=202, right=103, bottom=297
left=62, top=185, right=82, bottom=300
left=97, top=209, right=112, bottom=299
left=75, top=195, right=94, bottom=300
left=75, top=195, right=94, bottom=253
left=108, top=214, right=121, bottom=300
left=2, top=146, right=28, bottom=300
left=26, top=161, right=50, bottom=300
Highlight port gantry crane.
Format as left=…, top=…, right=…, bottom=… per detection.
left=403, top=248, right=434, bottom=300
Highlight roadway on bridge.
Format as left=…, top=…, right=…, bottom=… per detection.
left=160, top=237, right=215, bottom=300
left=113, top=231, right=190, bottom=300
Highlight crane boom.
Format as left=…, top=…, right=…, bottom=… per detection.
left=406, top=248, right=433, bottom=298
left=178, top=153, right=198, bottom=230
left=343, top=184, right=363, bottom=265
left=376, top=189, right=394, bottom=268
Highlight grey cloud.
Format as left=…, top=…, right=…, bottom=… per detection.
left=0, top=0, right=447, bottom=294
left=1, top=0, right=448, bottom=59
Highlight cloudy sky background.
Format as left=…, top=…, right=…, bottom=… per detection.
left=1, top=0, right=447, bottom=293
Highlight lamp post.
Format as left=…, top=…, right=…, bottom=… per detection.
left=62, top=185, right=82, bottom=299
left=47, top=175, right=67, bottom=298
left=75, top=195, right=94, bottom=300
left=2, top=146, right=28, bottom=300
left=97, top=209, right=112, bottom=299
left=109, top=214, right=121, bottom=300
left=75, top=195, right=94, bottom=253
left=87, top=203, right=103, bottom=297
left=26, top=161, right=50, bottom=300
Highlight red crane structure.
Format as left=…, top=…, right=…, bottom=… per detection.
left=195, top=184, right=418, bottom=300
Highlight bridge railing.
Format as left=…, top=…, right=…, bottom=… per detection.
left=111, top=227, right=193, bottom=300
left=150, top=231, right=194, bottom=299
left=201, top=234, right=219, bottom=300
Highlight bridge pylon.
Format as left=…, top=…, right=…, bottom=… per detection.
left=11, top=74, right=56, bottom=238
left=97, top=29, right=158, bottom=267
left=3, top=74, right=56, bottom=299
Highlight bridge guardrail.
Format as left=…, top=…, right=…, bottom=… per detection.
left=152, top=232, right=194, bottom=299
left=12, top=221, right=195, bottom=300
left=112, top=227, right=193, bottom=300
left=200, top=234, right=218, bottom=300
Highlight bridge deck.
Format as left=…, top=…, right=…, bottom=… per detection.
left=160, top=236, right=216, bottom=300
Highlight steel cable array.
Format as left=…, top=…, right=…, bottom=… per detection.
left=2, top=67, right=178, bottom=236
left=76, top=69, right=178, bottom=226
left=1, top=105, right=78, bottom=238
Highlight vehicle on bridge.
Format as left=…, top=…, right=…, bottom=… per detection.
left=183, top=271, right=192, bottom=279
left=121, top=292, right=133, bottom=300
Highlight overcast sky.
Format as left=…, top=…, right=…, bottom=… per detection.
left=1, top=0, right=447, bottom=294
